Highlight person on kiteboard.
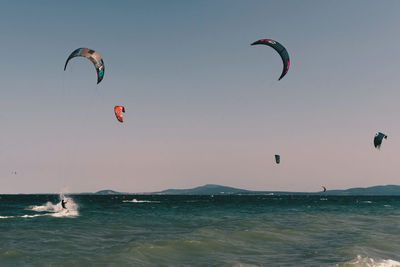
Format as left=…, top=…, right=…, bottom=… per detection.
left=61, top=199, right=67, bottom=209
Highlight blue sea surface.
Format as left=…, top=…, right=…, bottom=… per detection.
left=1, top=195, right=400, bottom=266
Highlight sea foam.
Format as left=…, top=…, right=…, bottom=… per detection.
left=336, top=255, right=400, bottom=267
left=122, top=199, right=160, bottom=203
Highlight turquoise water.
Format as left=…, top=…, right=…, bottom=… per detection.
left=1, top=195, right=400, bottom=266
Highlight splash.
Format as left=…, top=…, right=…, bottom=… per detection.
left=14, top=193, right=79, bottom=218
left=0, top=193, right=79, bottom=220
left=29, top=193, right=79, bottom=217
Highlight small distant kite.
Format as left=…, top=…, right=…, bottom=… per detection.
left=275, top=154, right=280, bottom=164
left=114, top=106, right=125, bottom=123
left=251, top=39, right=290, bottom=80
left=374, top=132, right=387, bottom=149
left=322, top=186, right=327, bottom=192
left=64, top=48, right=105, bottom=84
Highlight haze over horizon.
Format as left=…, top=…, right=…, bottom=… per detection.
left=1, top=0, right=400, bottom=193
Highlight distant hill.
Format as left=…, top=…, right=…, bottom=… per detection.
left=94, top=190, right=125, bottom=195
left=325, top=185, right=400, bottom=196
left=155, top=184, right=253, bottom=195
left=78, top=184, right=400, bottom=196
left=153, top=184, right=304, bottom=195
left=153, top=184, right=400, bottom=196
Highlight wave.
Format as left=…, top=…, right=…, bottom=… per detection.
left=0, top=213, right=62, bottom=219
left=122, top=199, right=160, bottom=203
left=336, top=255, right=400, bottom=267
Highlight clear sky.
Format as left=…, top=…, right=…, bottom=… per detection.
left=1, top=0, right=400, bottom=193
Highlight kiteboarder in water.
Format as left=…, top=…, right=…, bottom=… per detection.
left=61, top=199, right=67, bottom=209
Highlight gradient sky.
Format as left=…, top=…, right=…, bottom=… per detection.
left=1, top=0, right=400, bottom=193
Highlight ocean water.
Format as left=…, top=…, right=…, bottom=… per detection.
left=1, top=195, right=400, bottom=266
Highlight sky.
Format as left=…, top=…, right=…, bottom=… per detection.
left=1, top=0, right=400, bottom=193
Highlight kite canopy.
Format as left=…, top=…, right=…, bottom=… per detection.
left=251, top=39, right=290, bottom=80
left=275, top=154, right=280, bottom=164
left=374, top=132, right=387, bottom=149
left=64, top=48, right=105, bottom=84
left=114, top=106, right=125, bottom=123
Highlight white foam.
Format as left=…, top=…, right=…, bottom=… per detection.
left=21, top=214, right=45, bottom=218
left=29, top=201, right=60, bottom=212
left=0, top=215, right=15, bottom=219
left=122, top=199, right=160, bottom=203
left=0, top=214, right=49, bottom=219
left=336, top=255, right=400, bottom=267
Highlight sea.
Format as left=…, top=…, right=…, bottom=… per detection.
left=1, top=194, right=400, bottom=266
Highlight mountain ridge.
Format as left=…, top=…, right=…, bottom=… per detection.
left=88, top=184, right=400, bottom=196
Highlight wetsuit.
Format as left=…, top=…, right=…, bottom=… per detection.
left=61, top=200, right=67, bottom=209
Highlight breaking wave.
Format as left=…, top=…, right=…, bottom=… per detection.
left=336, top=255, right=400, bottom=267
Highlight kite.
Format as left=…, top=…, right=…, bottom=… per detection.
left=374, top=132, right=387, bottom=149
left=64, top=48, right=105, bottom=84
left=114, top=106, right=125, bottom=123
left=275, top=154, right=280, bottom=164
left=251, top=39, right=290, bottom=80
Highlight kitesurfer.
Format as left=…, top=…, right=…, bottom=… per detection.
left=61, top=199, right=67, bottom=209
